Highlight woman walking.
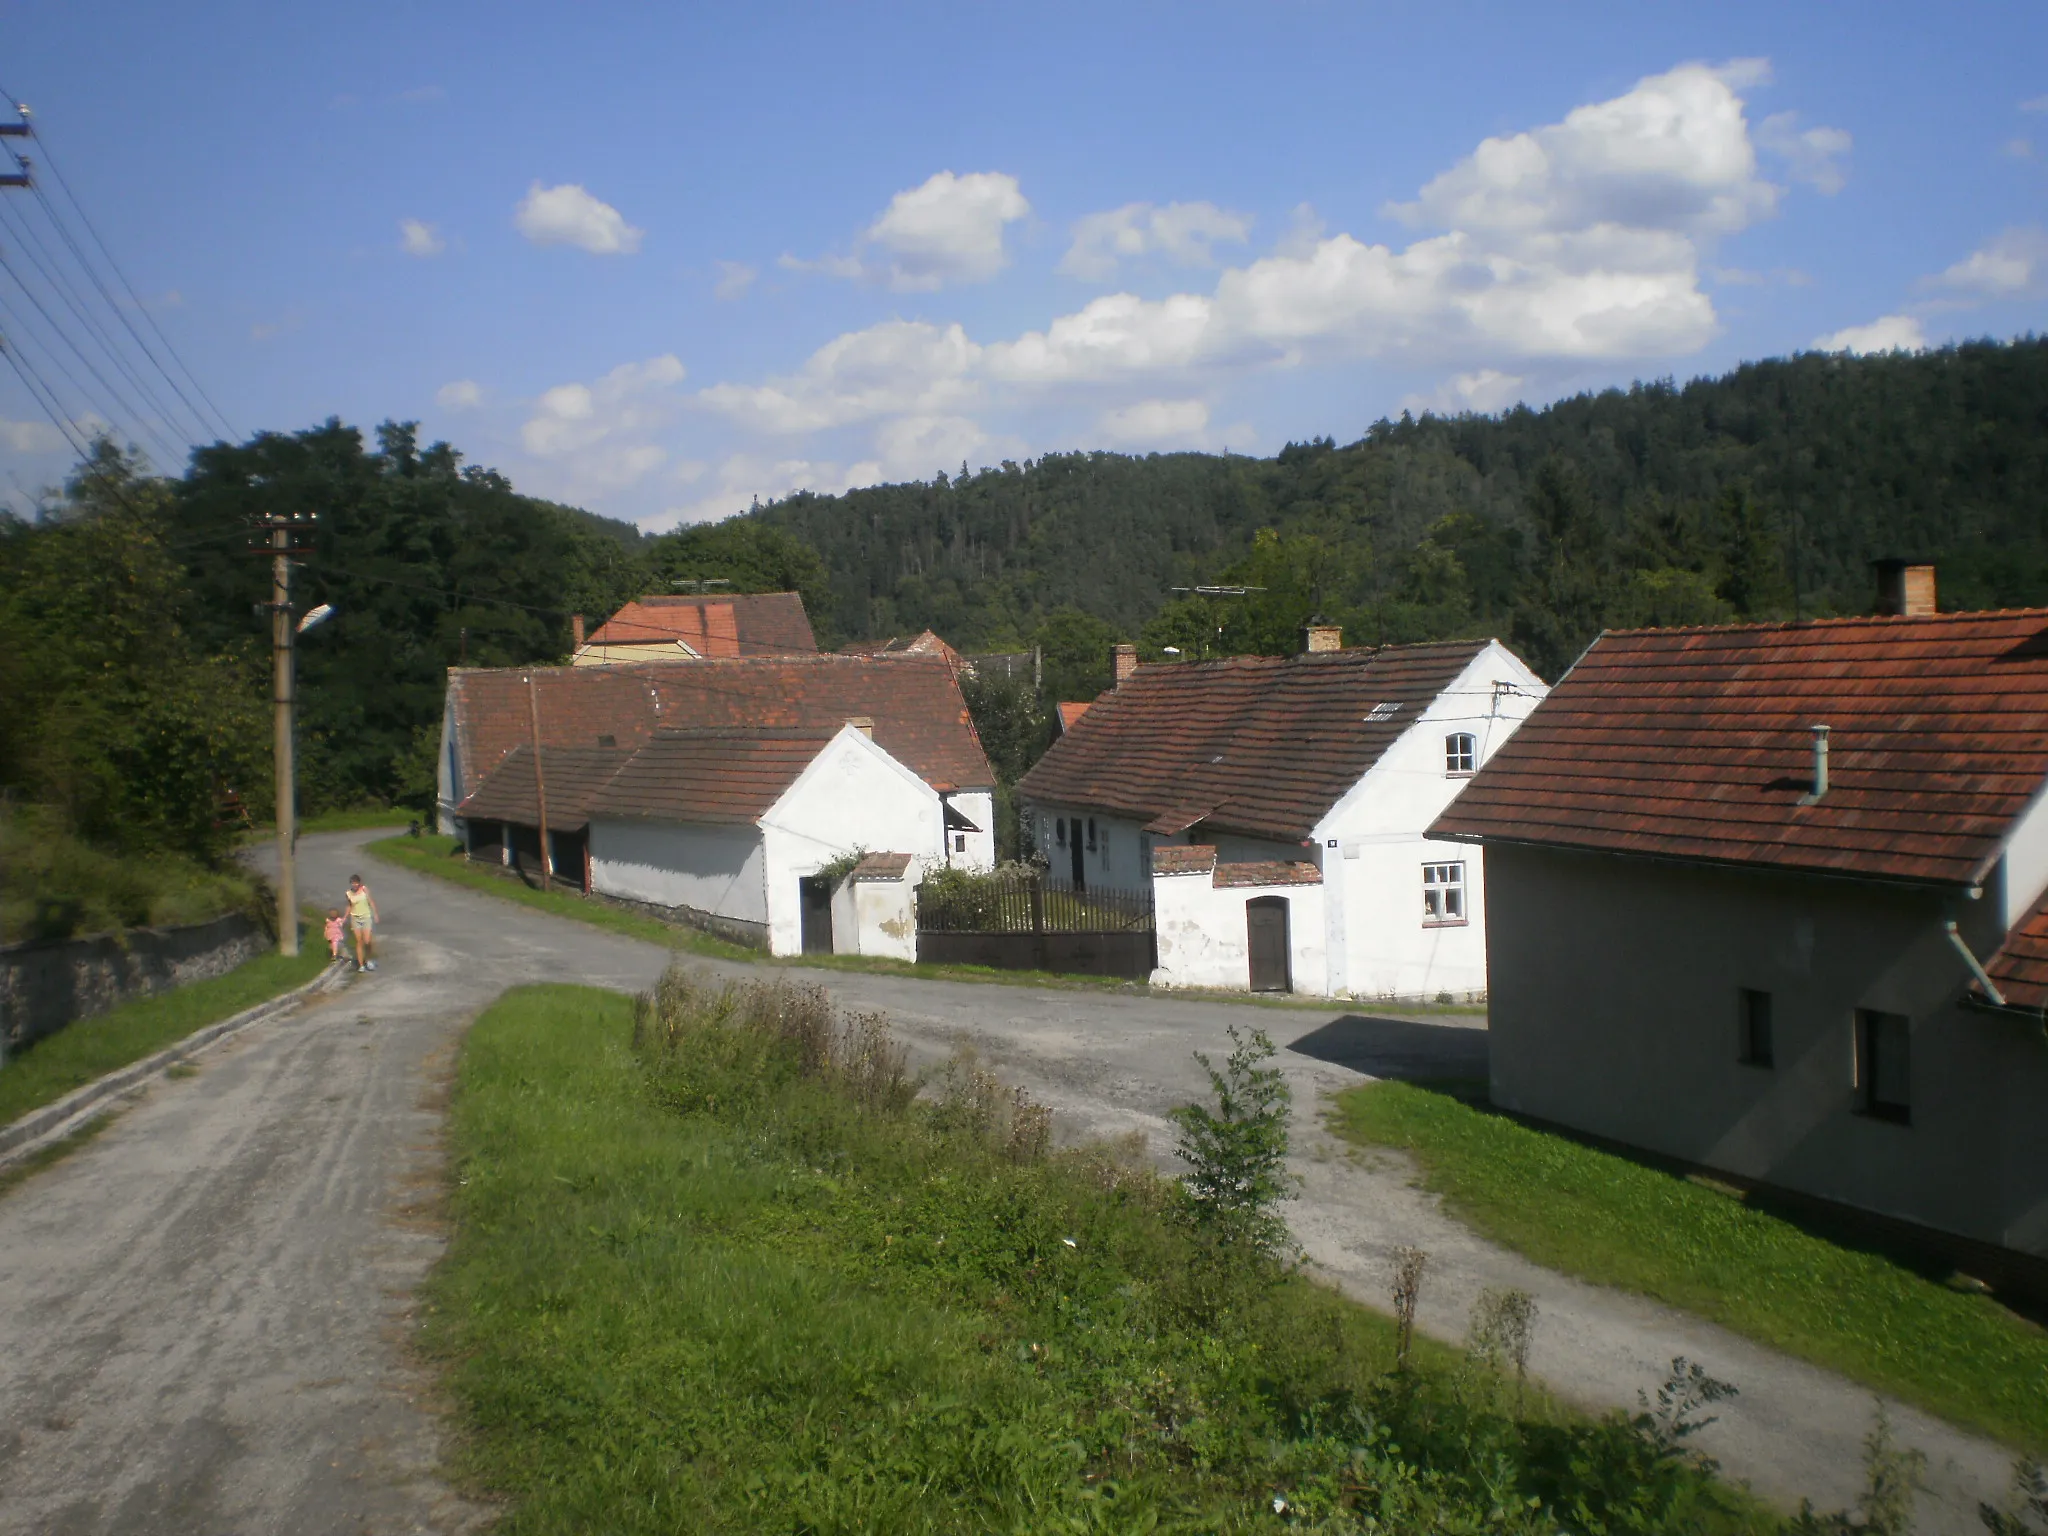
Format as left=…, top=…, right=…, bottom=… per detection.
left=344, top=874, right=379, bottom=971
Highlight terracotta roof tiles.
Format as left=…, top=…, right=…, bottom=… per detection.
left=1213, top=860, right=1322, bottom=888
left=587, top=729, right=837, bottom=825
left=1431, top=610, right=2048, bottom=888
left=1985, top=899, right=2048, bottom=1011
left=583, top=592, right=817, bottom=657
left=1018, top=641, right=1495, bottom=844
left=456, top=744, right=631, bottom=831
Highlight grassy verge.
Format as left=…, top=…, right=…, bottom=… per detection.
left=1331, top=1079, right=2048, bottom=1453
left=244, top=806, right=420, bottom=842
left=2, top=805, right=261, bottom=944
left=423, top=973, right=1778, bottom=1533
left=0, top=922, right=331, bottom=1127
left=367, top=835, right=756, bottom=958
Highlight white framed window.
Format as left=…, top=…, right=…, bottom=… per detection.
left=953, top=833, right=968, bottom=854
left=1445, top=732, right=1477, bottom=775
left=1422, top=862, right=1467, bottom=925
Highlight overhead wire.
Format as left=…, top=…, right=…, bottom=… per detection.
left=0, top=191, right=202, bottom=447
left=0, top=84, right=236, bottom=445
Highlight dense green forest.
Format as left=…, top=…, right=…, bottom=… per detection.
left=3, top=337, right=2045, bottom=865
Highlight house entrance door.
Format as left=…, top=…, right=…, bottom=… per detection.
left=1070, top=831, right=1085, bottom=888
left=799, top=877, right=834, bottom=955
left=1246, top=897, right=1291, bottom=993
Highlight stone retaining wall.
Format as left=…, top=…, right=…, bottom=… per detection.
left=0, top=913, right=267, bottom=1059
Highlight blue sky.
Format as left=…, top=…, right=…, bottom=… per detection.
left=1, top=0, right=2043, bottom=528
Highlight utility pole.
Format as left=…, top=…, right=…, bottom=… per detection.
left=526, top=672, right=552, bottom=891
left=252, top=512, right=315, bottom=954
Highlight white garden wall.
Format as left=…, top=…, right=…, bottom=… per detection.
left=1152, top=867, right=1327, bottom=994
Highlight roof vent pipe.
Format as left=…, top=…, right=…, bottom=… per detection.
left=1802, top=723, right=1830, bottom=804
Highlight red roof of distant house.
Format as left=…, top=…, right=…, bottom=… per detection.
left=456, top=744, right=631, bottom=831
left=1018, top=641, right=1496, bottom=844
left=1430, top=610, right=2048, bottom=889
left=1056, top=701, right=1093, bottom=734
left=588, top=729, right=839, bottom=825
left=583, top=593, right=817, bottom=657
left=838, top=629, right=963, bottom=669
left=444, top=654, right=992, bottom=810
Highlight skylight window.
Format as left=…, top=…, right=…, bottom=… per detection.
left=1365, top=702, right=1402, bottom=722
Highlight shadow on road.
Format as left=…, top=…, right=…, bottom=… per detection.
left=1285, top=1014, right=1489, bottom=1080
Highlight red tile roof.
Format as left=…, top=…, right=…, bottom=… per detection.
left=1985, top=900, right=2048, bottom=1011
left=588, top=729, right=837, bottom=825
left=1213, top=860, right=1323, bottom=888
left=1431, top=610, right=2048, bottom=889
left=1017, top=641, right=1495, bottom=844
left=1152, top=844, right=1218, bottom=876
left=850, top=852, right=916, bottom=881
left=456, top=745, right=631, bottom=831
left=446, top=654, right=992, bottom=807
left=838, top=630, right=963, bottom=670
left=583, top=593, right=817, bottom=657
left=1056, top=701, right=1093, bottom=734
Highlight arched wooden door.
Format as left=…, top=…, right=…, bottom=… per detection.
left=1246, top=896, right=1291, bottom=993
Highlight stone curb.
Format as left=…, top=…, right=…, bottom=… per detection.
left=0, top=959, right=353, bottom=1170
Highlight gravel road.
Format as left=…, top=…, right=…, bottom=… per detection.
left=0, top=829, right=2019, bottom=1532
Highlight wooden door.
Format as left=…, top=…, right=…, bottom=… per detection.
left=800, top=877, right=834, bottom=955
left=1069, top=830, right=1085, bottom=889
left=1246, top=897, right=1291, bottom=993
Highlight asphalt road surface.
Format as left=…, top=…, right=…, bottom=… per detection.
left=0, top=830, right=2018, bottom=1532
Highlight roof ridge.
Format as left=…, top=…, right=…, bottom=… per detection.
left=1602, top=607, right=2048, bottom=639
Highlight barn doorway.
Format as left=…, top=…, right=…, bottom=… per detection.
left=1246, top=897, right=1291, bottom=993
left=799, top=876, right=835, bottom=955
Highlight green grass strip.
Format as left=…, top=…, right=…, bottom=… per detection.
left=424, top=984, right=1776, bottom=1534
left=0, top=927, right=331, bottom=1126
left=1330, top=1080, right=2048, bottom=1453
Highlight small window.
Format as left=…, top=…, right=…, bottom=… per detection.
left=1856, top=1010, right=1911, bottom=1124
left=953, top=833, right=968, bottom=854
left=1056, top=817, right=1067, bottom=847
left=1087, top=817, right=1098, bottom=852
left=1422, top=862, right=1466, bottom=925
left=596, top=733, right=617, bottom=749
left=1738, top=989, right=1774, bottom=1067
left=1366, top=701, right=1403, bottom=722
left=1445, top=732, right=1477, bottom=775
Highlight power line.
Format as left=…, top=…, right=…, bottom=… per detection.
left=0, top=192, right=203, bottom=446
left=0, top=337, right=91, bottom=461
left=0, top=90, right=237, bottom=443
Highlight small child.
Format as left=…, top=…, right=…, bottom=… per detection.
left=324, top=908, right=345, bottom=960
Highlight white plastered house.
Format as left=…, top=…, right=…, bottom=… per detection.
left=1016, top=630, right=1547, bottom=998
left=583, top=725, right=943, bottom=956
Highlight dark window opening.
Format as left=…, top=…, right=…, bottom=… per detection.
left=597, top=734, right=617, bottom=748
left=1056, top=817, right=1067, bottom=847
left=1087, top=817, right=1098, bottom=851
left=1738, top=988, right=1774, bottom=1067
left=1855, top=1009, right=1911, bottom=1124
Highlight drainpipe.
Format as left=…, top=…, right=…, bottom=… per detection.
left=1945, top=920, right=2007, bottom=1007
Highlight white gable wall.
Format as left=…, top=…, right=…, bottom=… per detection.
left=760, top=727, right=946, bottom=955
left=1314, top=641, right=1548, bottom=999
left=587, top=819, right=768, bottom=935
left=1993, top=779, right=2048, bottom=931
left=942, top=790, right=997, bottom=870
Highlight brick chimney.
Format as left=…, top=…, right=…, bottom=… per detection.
left=1112, top=643, right=1139, bottom=686
left=846, top=716, right=875, bottom=737
left=1873, top=560, right=1937, bottom=618
left=1302, top=620, right=1343, bottom=654
left=571, top=613, right=587, bottom=647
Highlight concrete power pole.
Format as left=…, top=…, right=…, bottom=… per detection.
left=526, top=672, right=552, bottom=892
left=255, top=512, right=314, bottom=954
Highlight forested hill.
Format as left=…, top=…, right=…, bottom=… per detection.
left=754, top=337, right=2048, bottom=683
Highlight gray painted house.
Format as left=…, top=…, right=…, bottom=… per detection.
left=1431, top=597, right=2048, bottom=1280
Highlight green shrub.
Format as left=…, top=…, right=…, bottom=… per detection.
left=0, top=805, right=262, bottom=944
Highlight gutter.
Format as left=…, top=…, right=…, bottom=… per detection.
left=1944, top=920, right=2006, bottom=1007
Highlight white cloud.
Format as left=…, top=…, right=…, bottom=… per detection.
left=1096, top=398, right=1211, bottom=447
left=714, top=260, right=756, bottom=300
left=2005, top=138, right=2034, bottom=160
left=0, top=417, right=67, bottom=453
left=1391, top=60, right=1782, bottom=237
left=784, top=171, right=1029, bottom=291
left=1756, top=112, right=1852, bottom=194
left=698, top=320, right=980, bottom=434
left=399, top=218, right=445, bottom=257
left=1927, top=227, right=2048, bottom=298
left=1811, top=314, right=1926, bottom=354
left=1059, top=202, right=1253, bottom=281
left=865, top=171, right=1029, bottom=290
left=1403, top=369, right=1529, bottom=417
left=520, top=355, right=685, bottom=492
left=436, top=379, right=483, bottom=409
left=2022, top=95, right=2048, bottom=114
left=514, top=182, right=643, bottom=255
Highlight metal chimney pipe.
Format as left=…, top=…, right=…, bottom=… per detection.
left=1810, top=723, right=1830, bottom=800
